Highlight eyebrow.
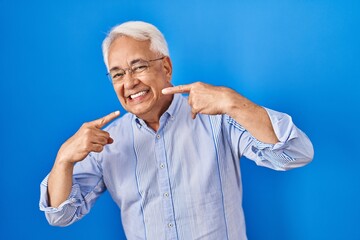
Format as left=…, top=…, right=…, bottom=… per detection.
left=109, top=58, right=144, bottom=72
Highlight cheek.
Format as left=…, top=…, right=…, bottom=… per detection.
left=143, top=76, right=168, bottom=92
left=113, top=85, right=125, bottom=98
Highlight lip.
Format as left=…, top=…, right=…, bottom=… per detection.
left=126, top=89, right=149, bottom=98
left=126, top=89, right=150, bottom=102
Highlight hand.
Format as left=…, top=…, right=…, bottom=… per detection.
left=56, top=111, right=120, bottom=164
left=162, top=82, right=235, bottom=119
left=163, top=82, right=279, bottom=144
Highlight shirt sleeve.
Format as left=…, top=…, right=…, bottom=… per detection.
left=39, top=153, right=106, bottom=226
left=227, top=107, right=314, bottom=171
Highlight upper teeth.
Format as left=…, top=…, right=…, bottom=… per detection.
left=130, top=91, right=147, bottom=99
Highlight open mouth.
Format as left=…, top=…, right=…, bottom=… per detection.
left=128, top=90, right=149, bottom=100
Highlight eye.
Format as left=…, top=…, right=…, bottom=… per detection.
left=132, top=64, right=148, bottom=73
left=112, top=71, right=125, bottom=80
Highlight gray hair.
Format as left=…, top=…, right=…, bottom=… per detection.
left=102, top=21, right=169, bottom=70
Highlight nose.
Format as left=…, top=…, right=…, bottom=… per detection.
left=123, top=72, right=139, bottom=89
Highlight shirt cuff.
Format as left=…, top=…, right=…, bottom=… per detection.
left=253, top=107, right=299, bottom=151
left=39, top=174, right=82, bottom=213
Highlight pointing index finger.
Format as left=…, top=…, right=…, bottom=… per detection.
left=93, top=110, right=120, bottom=128
left=162, top=84, right=192, bottom=95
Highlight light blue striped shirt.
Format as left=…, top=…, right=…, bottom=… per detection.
left=40, top=94, right=313, bottom=240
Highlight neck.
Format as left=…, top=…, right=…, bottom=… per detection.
left=141, top=95, right=173, bottom=132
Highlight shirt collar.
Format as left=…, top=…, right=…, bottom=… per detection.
left=165, top=93, right=182, bottom=118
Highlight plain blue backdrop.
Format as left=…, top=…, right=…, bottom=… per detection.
left=1, top=0, right=359, bottom=239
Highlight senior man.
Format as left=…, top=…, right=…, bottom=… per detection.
left=40, top=21, right=314, bottom=240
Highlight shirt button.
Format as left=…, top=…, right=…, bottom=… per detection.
left=160, top=163, right=165, bottom=169
left=168, top=222, right=173, bottom=228
left=171, top=116, right=175, bottom=120
left=156, top=134, right=161, bottom=139
left=163, top=192, right=169, bottom=197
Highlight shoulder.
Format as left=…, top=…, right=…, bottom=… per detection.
left=103, top=112, right=134, bottom=135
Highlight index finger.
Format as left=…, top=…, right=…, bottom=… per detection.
left=162, top=84, right=192, bottom=95
left=92, top=110, right=120, bottom=128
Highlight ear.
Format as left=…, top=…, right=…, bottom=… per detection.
left=162, top=56, right=172, bottom=82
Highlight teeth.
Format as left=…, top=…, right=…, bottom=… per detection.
left=130, top=91, right=147, bottom=99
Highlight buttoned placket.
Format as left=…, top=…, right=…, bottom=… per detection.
left=154, top=114, right=178, bottom=239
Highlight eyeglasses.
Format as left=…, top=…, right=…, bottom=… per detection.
left=107, top=56, right=165, bottom=83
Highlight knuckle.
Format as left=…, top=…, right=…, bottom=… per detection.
left=194, top=81, right=202, bottom=87
left=103, top=131, right=110, bottom=138
left=100, top=138, right=107, bottom=145
left=95, top=145, right=104, bottom=152
left=99, top=118, right=106, bottom=126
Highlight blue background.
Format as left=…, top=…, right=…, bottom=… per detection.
left=1, top=0, right=359, bottom=239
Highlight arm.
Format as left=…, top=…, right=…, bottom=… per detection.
left=226, top=109, right=313, bottom=170
left=214, top=86, right=279, bottom=144
left=48, top=111, right=119, bottom=207
left=162, top=82, right=278, bottom=143
left=162, top=82, right=313, bottom=170
left=40, top=155, right=106, bottom=226
left=40, top=111, right=120, bottom=226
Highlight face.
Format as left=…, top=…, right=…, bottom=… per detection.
left=107, top=36, right=173, bottom=121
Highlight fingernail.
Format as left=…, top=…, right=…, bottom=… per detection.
left=115, top=110, right=120, bottom=115
left=162, top=88, right=168, bottom=94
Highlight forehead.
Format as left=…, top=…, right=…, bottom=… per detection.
left=108, top=36, right=154, bottom=67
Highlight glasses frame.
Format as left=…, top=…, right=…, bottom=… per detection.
left=107, top=56, right=165, bottom=83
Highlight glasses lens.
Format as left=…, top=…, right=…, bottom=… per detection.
left=110, top=70, right=125, bottom=82
left=107, top=58, right=162, bottom=83
left=131, top=61, right=149, bottom=74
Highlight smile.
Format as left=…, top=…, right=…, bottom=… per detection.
left=129, top=90, right=149, bottom=100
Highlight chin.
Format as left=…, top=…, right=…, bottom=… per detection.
left=126, top=102, right=154, bottom=117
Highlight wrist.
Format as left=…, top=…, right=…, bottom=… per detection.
left=54, top=153, right=75, bottom=170
left=222, top=89, right=245, bottom=114
left=218, top=87, right=238, bottom=115
left=224, top=90, right=260, bottom=122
